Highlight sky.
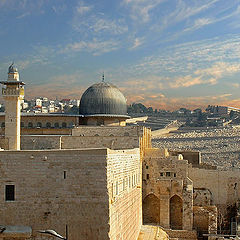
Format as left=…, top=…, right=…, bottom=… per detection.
left=0, top=0, right=240, bottom=110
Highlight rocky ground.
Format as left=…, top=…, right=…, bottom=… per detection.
left=152, top=126, right=240, bottom=170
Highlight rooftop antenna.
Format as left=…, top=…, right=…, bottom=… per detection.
left=102, top=72, right=105, bottom=82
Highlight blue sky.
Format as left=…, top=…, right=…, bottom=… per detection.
left=0, top=0, right=240, bottom=110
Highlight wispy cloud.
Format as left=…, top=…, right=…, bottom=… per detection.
left=129, top=37, right=144, bottom=50
left=63, top=39, right=120, bottom=56
left=76, top=1, right=92, bottom=15
left=123, top=0, right=165, bottom=23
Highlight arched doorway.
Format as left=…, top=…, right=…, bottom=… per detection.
left=170, top=195, right=183, bottom=229
left=143, top=194, right=160, bottom=224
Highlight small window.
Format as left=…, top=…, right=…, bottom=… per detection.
left=146, top=165, right=149, bottom=169
left=173, top=173, right=176, bottom=177
left=64, top=171, right=66, bottom=179
left=54, top=122, right=59, bottom=128
left=37, top=122, right=42, bottom=128
left=146, top=174, right=149, bottom=179
left=160, top=172, right=164, bottom=176
left=5, top=185, right=15, bottom=201
left=46, top=122, right=51, bottom=128
left=1, top=122, right=5, bottom=128
left=28, top=122, right=33, bottom=128
left=166, top=172, right=171, bottom=177
left=20, top=122, right=24, bottom=128
left=62, top=122, right=67, bottom=128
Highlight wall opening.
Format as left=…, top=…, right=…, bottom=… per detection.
left=143, top=194, right=160, bottom=224
left=5, top=185, right=15, bottom=201
left=170, top=195, right=183, bottom=230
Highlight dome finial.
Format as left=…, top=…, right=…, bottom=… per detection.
left=102, top=72, right=105, bottom=82
left=8, top=62, right=18, bottom=73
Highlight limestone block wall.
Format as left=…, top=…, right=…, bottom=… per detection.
left=21, top=136, right=61, bottom=150
left=0, top=149, right=110, bottom=239
left=107, top=148, right=142, bottom=240
left=61, top=136, right=139, bottom=150
left=72, top=126, right=142, bottom=137
left=189, top=168, right=240, bottom=207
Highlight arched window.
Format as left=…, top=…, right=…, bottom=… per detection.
left=1, top=122, right=5, bottom=128
left=54, top=122, right=59, bottom=128
left=62, top=122, right=67, bottom=128
left=46, top=122, right=51, bottom=128
left=28, top=122, right=33, bottom=128
left=37, top=122, right=42, bottom=128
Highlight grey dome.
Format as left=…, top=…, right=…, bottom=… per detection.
left=79, top=82, right=128, bottom=116
left=8, top=63, right=18, bottom=73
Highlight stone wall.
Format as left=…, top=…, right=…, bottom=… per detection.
left=21, top=136, right=61, bottom=150
left=61, top=136, right=140, bottom=150
left=142, top=148, right=193, bottom=230
left=107, top=148, right=142, bottom=240
left=189, top=168, right=240, bottom=207
left=0, top=148, right=141, bottom=240
left=193, top=206, right=217, bottom=234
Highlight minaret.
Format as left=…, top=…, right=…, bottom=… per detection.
left=0, top=63, right=25, bottom=150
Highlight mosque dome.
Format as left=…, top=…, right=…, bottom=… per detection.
left=8, top=63, right=18, bottom=73
left=79, top=81, right=128, bottom=117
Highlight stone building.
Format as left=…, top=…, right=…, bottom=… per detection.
left=1, top=65, right=240, bottom=239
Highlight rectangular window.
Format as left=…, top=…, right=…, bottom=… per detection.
left=160, top=172, right=164, bottom=176
left=64, top=171, right=66, bottom=179
left=166, top=172, right=171, bottom=177
left=174, top=173, right=176, bottom=177
left=5, top=185, right=15, bottom=201
left=147, top=174, right=149, bottom=179
left=146, top=165, right=149, bottom=169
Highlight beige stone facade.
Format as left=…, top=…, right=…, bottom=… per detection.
left=0, top=148, right=141, bottom=240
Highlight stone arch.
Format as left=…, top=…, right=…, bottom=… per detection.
left=46, top=122, right=51, bottom=128
left=143, top=194, right=160, bottom=224
left=28, top=122, right=33, bottom=128
left=54, top=122, right=59, bottom=128
left=62, top=122, right=67, bottom=128
left=170, top=195, right=183, bottom=230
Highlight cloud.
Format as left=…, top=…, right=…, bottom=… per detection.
left=63, top=39, right=120, bottom=56
left=123, top=0, right=165, bottom=23
left=129, top=38, right=144, bottom=50
left=76, top=1, right=92, bottom=15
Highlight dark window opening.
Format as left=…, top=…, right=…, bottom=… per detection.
left=37, top=122, right=42, bottom=128
left=54, top=122, right=59, bottom=128
left=5, top=185, right=15, bottom=201
left=64, top=171, right=66, bottom=179
left=46, top=122, right=51, bottom=128
left=166, top=172, right=171, bottom=177
left=1, top=122, right=5, bottom=128
left=160, top=172, right=164, bottom=176
left=62, top=122, right=67, bottom=128
left=146, top=165, right=149, bottom=169
left=28, top=122, right=33, bottom=128
left=147, top=174, right=149, bottom=179
left=20, top=122, right=24, bottom=128
left=174, top=173, right=176, bottom=177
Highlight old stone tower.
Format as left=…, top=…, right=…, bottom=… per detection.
left=0, top=63, right=25, bottom=150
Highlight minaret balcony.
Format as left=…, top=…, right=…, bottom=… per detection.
left=2, top=88, right=24, bottom=97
